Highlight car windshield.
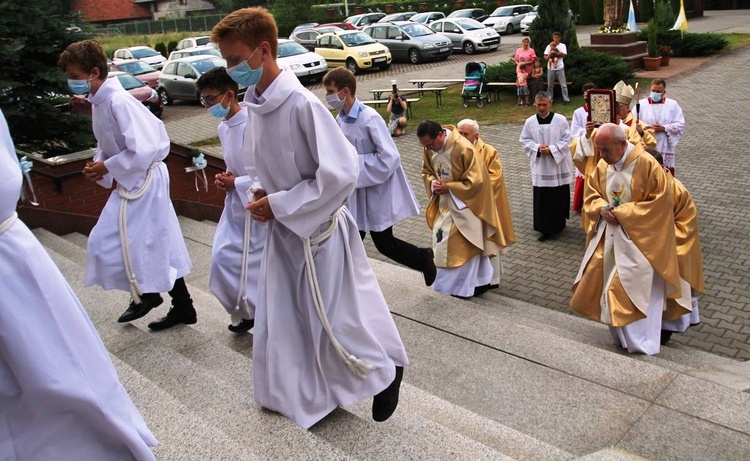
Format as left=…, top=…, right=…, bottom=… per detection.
left=192, top=58, right=227, bottom=74
left=455, top=19, right=485, bottom=30
left=195, top=37, right=211, bottom=46
left=448, top=10, right=472, bottom=18
left=189, top=48, right=221, bottom=57
left=117, top=61, right=156, bottom=75
left=345, top=14, right=363, bottom=23
left=401, top=23, right=434, bottom=37
left=131, top=48, right=159, bottom=59
left=411, top=13, right=429, bottom=22
left=491, top=7, right=515, bottom=16
left=114, top=74, right=145, bottom=90
left=341, top=32, right=376, bottom=47
left=278, top=41, right=308, bottom=57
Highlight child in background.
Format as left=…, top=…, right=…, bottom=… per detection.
left=548, top=42, right=559, bottom=69
left=516, top=64, right=529, bottom=106
left=529, top=57, right=544, bottom=101
left=197, top=67, right=267, bottom=334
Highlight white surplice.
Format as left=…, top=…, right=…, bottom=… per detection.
left=570, top=105, right=588, bottom=139
left=335, top=100, right=419, bottom=232
left=0, top=110, right=157, bottom=460
left=85, top=77, right=191, bottom=294
left=633, top=98, right=685, bottom=168
left=208, top=104, right=267, bottom=320
left=243, top=69, right=408, bottom=429
left=519, top=113, right=575, bottom=187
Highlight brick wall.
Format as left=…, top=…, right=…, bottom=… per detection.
left=71, top=0, right=152, bottom=23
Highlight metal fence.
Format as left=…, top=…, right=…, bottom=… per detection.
left=109, top=14, right=225, bottom=36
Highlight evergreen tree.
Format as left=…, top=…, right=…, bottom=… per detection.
left=530, top=0, right=578, bottom=60
left=578, top=0, right=596, bottom=25
left=594, top=0, right=605, bottom=24
left=0, top=0, right=95, bottom=157
left=640, top=0, right=655, bottom=22
left=269, top=0, right=316, bottom=37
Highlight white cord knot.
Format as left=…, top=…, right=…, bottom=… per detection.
left=185, top=153, right=208, bottom=192
left=18, top=156, right=39, bottom=206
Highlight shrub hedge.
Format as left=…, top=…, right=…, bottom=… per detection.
left=636, top=30, right=728, bottom=57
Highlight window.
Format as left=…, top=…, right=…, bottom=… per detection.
left=431, top=23, right=442, bottom=32
left=387, top=27, right=401, bottom=39
left=177, top=63, right=194, bottom=78
left=445, top=22, right=459, bottom=33
left=164, top=62, right=178, bottom=75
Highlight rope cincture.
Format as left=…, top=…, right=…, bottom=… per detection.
left=19, top=156, right=39, bottom=206
left=0, top=212, right=18, bottom=236
left=118, top=162, right=160, bottom=305
left=185, top=153, right=208, bottom=192
left=230, top=183, right=258, bottom=326
left=304, top=206, right=375, bottom=378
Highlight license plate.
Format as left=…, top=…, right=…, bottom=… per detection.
left=373, top=57, right=386, bottom=63
left=439, top=47, right=450, bottom=52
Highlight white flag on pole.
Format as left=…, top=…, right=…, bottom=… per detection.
left=627, top=0, right=638, bottom=32
left=672, top=0, right=689, bottom=31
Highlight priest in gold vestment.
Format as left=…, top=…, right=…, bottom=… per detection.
left=418, top=120, right=503, bottom=298
left=457, top=119, right=516, bottom=288
left=570, top=124, right=681, bottom=355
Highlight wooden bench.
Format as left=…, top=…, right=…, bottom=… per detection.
left=485, top=81, right=574, bottom=102
left=360, top=97, right=420, bottom=119
left=370, top=87, right=446, bottom=108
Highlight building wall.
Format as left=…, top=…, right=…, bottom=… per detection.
left=70, top=0, right=152, bottom=23
left=152, top=0, right=217, bottom=19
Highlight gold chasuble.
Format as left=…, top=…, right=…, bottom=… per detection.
left=664, top=174, right=705, bottom=320
left=571, top=124, right=654, bottom=232
left=622, top=113, right=657, bottom=148
left=422, top=127, right=502, bottom=269
left=475, top=138, right=515, bottom=248
left=570, top=145, right=681, bottom=327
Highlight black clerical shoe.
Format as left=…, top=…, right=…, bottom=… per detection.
left=473, top=283, right=492, bottom=297
left=117, top=294, right=163, bottom=323
left=488, top=284, right=500, bottom=290
left=660, top=329, right=674, bottom=346
left=228, top=318, right=254, bottom=334
left=538, top=233, right=552, bottom=242
left=372, top=366, right=404, bottom=422
left=147, top=305, right=197, bottom=331
left=423, top=248, right=437, bottom=287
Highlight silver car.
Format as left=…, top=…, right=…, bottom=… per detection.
left=429, top=18, right=500, bottom=55
left=520, top=6, right=575, bottom=34
left=363, top=21, right=452, bottom=64
left=157, top=55, right=243, bottom=105
left=483, top=4, right=533, bottom=35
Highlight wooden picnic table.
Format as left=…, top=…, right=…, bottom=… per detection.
left=370, top=87, right=446, bottom=108
left=360, top=97, right=420, bottom=119
left=408, top=78, right=464, bottom=89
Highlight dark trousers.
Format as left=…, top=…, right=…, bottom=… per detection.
left=142, top=277, right=193, bottom=309
left=360, top=226, right=429, bottom=272
left=533, top=185, right=570, bottom=236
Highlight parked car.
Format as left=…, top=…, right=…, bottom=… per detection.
left=344, top=12, right=386, bottom=29
left=174, top=36, right=214, bottom=51
left=108, top=71, right=162, bottom=118
left=378, top=11, right=417, bottom=23
left=316, top=22, right=357, bottom=30
left=113, top=46, right=166, bottom=70
left=277, top=39, right=328, bottom=82
left=157, top=55, right=241, bottom=105
left=108, top=59, right=160, bottom=89
left=520, top=6, right=575, bottom=34
left=429, top=18, right=500, bottom=54
left=290, top=29, right=324, bottom=51
left=483, top=4, right=533, bottom=35
left=411, top=11, right=445, bottom=25
left=447, top=8, right=489, bottom=23
left=315, top=30, right=392, bottom=74
left=291, top=23, right=319, bottom=35
left=363, top=21, right=452, bottom=64
left=167, top=46, right=222, bottom=62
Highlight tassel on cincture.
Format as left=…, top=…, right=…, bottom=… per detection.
left=344, top=355, right=377, bottom=378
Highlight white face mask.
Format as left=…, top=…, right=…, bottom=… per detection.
left=326, top=89, right=345, bottom=110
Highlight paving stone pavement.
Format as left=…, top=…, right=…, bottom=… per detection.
left=163, top=15, right=750, bottom=358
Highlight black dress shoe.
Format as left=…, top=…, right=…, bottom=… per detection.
left=488, top=284, right=500, bottom=290
left=228, top=318, right=254, bottom=334
left=538, top=233, right=552, bottom=242
left=473, top=283, right=491, bottom=297
left=423, top=248, right=437, bottom=287
left=148, top=306, right=197, bottom=331
left=373, top=366, right=403, bottom=422
left=660, top=329, right=674, bottom=346
left=117, top=294, right=163, bottom=323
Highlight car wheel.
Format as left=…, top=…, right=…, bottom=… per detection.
left=463, top=41, right=475, bottom=55
left=158, top=88, right=172, bottom=106
left=346, top=59, right=359, bottom=75
left=408, top=48, right=421, bottom=64
left=506, top=24, right=514, bottom=35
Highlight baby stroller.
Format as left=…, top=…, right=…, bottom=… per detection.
left=462, top=61, right=491, bottom=108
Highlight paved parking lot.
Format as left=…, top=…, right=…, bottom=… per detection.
left=164, top=12, right=750, bottom=358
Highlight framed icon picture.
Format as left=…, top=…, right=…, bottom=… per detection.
left=586, top=89, right=617, bottom=126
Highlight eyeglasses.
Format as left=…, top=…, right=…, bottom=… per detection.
left=200, top=91, right=227, bottom=106
left=418, top=139, right=436, bottom=149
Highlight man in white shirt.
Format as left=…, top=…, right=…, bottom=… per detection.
left=633, top=78, right=685, bottom=175
left=543, top=32, right=570, bottom=105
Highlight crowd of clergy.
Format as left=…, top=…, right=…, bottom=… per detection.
left=0, top=4, right=701, bottom=457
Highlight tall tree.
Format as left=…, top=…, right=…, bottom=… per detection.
left=0, top=0, right=94, bottom=157
left=529, top=0, right=578, bottom=60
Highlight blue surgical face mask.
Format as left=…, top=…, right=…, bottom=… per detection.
left=67, top=78, right=91, bottom=95
left=326, top=89, right=345, bottom=110
left=650, top=92, right=663, bottom=102
left=207, top=93, right=230, bottom=118
left=226, top=47, right=263, bottom=88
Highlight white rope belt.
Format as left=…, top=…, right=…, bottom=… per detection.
left=304, top=206, right=375, bottom=378
left=117, top=162, right=160, bottom=304
left=230, top=208, right=252, bottom=325
left=0, top=212, right=18, bottom=236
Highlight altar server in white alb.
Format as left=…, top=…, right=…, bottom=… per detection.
left=59, top=40, right=194, bottom=331
left=0, top=108, right=157, bottom=460
left=633, top=78, right=685, bottom=175
left=197, top=67, right=267, bottom=334
left=212, top=8, right=408, bottom=429
left=322, top=67, right=436, bottom=286
left=519, top=91, right=575, bottom=241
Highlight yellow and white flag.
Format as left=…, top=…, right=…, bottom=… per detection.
left=671, top=0, right=689, bottom=31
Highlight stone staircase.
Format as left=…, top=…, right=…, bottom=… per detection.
left=31, top=216, right=750, bottom=460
